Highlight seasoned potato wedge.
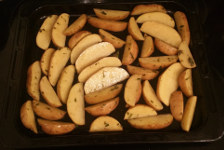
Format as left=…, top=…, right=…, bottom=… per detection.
left=94, top=8, right=130, bottom=21
left=127, top=65, right=159, bottom=80
left=128, top=17, right=144, bottom=40
left=181, top=96, right=197, bottom=132
left=48, top=47, right=71, bottom=86
left=124, top=75, right=142, bottom=107
left=170, top=91, right=184, bottom=121
left=141, top=35, right=154, bottom=57
left=40, top=76, right=62, bottom=107
left=178, top=69, right=193, bottom=97
left=85, top=97, right=119, bottom=116
left=124, top=104, right=157, bottom=120
left=157, top=63, right=185, bottom=106
left=67, top=83, right=85, bottom=125
left=127, top=114, right=173, bottom=130
left=20, top=100, right=38, bottom=134
left=131, top=4, right=167, bottom=15
left=27, top=61, right=41, bottom=101
left=37, top=118, right=75, bottom=135
left=88, top=16, right=127, bottom=32
left=40, top=48, right=55, bottom=75
left=143, top=80, right=163, bottom=111
left=57, top=65, right=75, bottom=104
left=154, top=38, right=178, bottom=56
left=32, top=100, right=66, bottom=120
left=70, top=34, right=102, bottom=64
left=84, top=67, right=129, bottom=94
left=52, top=13, right=69, bottom=48
left=140, top=21, right=182, bottom=48
left=122, top=35, right=139, bottom=65
left=68, top=30, right=91, bottom=49
left=99, top=29, right=125, bottom=48
left=36, top=15, right=58, bottom=50
left=75, top=42, right=116, bottom=73
left=89, top=116, right=123, bottom=132
left=85, top=84, right=123, bottom=104
left=78, top=57, right=121, bottom=83
left=139, top=55, right=178, bottom=70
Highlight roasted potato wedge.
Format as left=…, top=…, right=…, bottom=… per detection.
left=170, top=91, right=184, bottom=121
left=141, top=35, right=154, bottom=57
left=68, top=30, right=91, bottom=49
left=154, top=38, right=178, bottom=56
left=178, top=69, right=193, bottom=97
left=131, top=4, right=166, bottom=15
left=40, top=48, right=55, bottom=75
left=128, top=17, right=144, bottom=40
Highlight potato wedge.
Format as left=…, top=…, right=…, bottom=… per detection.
left=40, top=48, right=55, bottom=75
left=122, top=35, right=139, bottom=65
left=78, top=57, right=122, bottom=83
left=84, top=67, right=129, bottom=94
left=154, top=38, right=178, bottom=56
left=141, top=35, right=154, bottom=57
left=131, top=4, right=167, bottom=15
left=128, top=17, right=144, bottom=40
left=99, top=29, right=125, bottom=48
left=20, top=100, right=38, bottom=134
left=127, top=65, right=159, bottom=80
left=37, top=118, right=75, bottom=135
left=124, top=74, right=142, bottom=107
left=27, top=61, right=41, bottom=101
left=67, top=83, right=85, bottom=125
left=89, top=116, right=123, bottom=132
left=170, top=91, right=184, bottom=121
left=127, top=114, right=173, bottom=130
left=142, top=80, right=163, bottom=111
left=75, top=42, right=116, bottom=73
left=124, top=104, right=157, bottom=120
left=85, top=97, right=119, bottom=116
left=136, top=12, right=175, bottom=27
left=178, top=41, right=196, bottom=68
left=88, top=16, right=127, bottom=32
left=139, top=55, right=178, bottom=70
left=94, top=8, right=130, bottom=21
left=70, top=34, right=102, bottom=64
left=48, top=47, right=71, bottom=86
left=32, top=100, right=66, bottom=120
left=174, top=11, right=190, bottom=45
left=140, top=21, right=182, bottom=48
left=85, top=84, right=123, bottom=104
left=52, top=13, right=69, bottom=48
left=57, top=65, right=75, bottom=104
left=36, top=15, right=58, bottom=50
left=40, top=76, right=62, bottom=107
left=181, top=96, right=197, bottom=132
left=64, top=14, right=87, bottom=36
left=156, top=63, right=185, bottom=106
left=178, top=69, right=193, bottom=97
left=68, top=30, right=91, bottom=49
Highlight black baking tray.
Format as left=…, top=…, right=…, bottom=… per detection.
left=0, top=0, right=223, bottom=149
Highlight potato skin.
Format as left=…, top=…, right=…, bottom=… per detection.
left=68, top=30, right=91, bottom=49
left=170, top=91, right=184, bottom=121
left=154, top=38, right=178, bottom=56
left=131, top=4, right=167, bottom=15
left=178, top=69, right=193, bottom=97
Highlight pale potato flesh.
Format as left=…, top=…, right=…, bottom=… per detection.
left=141, top=35, right=154, bottom=57
left=40, top=48, right=55, bottom=75
left=128, top=17, right=144, bottom=40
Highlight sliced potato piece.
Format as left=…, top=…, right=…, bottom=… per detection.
left=89, top=116, right=123, bottom=132
left=141, top=35, right=154, bottom=57
left=78, top=57, right=122, bottom=83
left=170, top=91, right=184, bottom=121
left=57, top=65, right=75, bottom=104
left=52, top=13, right=69, bottom=48
left=154, top=38, right=178, bottom=56
left=75, top=42, right=116, bottom=73
left=48, top=47, right=71, bottom=86
left=40, top=48, right=55, bottom=75
left=178, top=69, right=193, bottom=97
left=26, top=61, right=41, bottom=101
left=84, top=67, right=129, bottom=94
left=70, top=34, right=102, bottom=64
left=40, top=76, right=62, bottom=107
left=20, top=100, right=38, bottom=134
left=68, top=30, right=91, bottom=49
left=32, top=100, right=66, bottom=120
left=124, top=104, right=157, bottom=120
left=128, top=17, right=144, bottom=40
left=139, top=55, right=178, bottom=70
left=140, top=21, right=182, bottom=48
left=67, top=83, right=85, bottom=125
left=131, top=4, right=167, bottom=15
left=124, top=74, right=142, bottom=107
left=127, top=114, right=173, bottom=130
left=37, top=118, right=75, bottom=135
left=181, top=96, right=197, bottom=132
left=156, top=63, right=185, bottom=106
left=36, top=15, right=58, bottom=50
left=88, top=16, right=127, bottom=32
left=142, top=80, right=163, bottom=111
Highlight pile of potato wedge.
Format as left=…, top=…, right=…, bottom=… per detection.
left=21, top=3, right=198, bottom=135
